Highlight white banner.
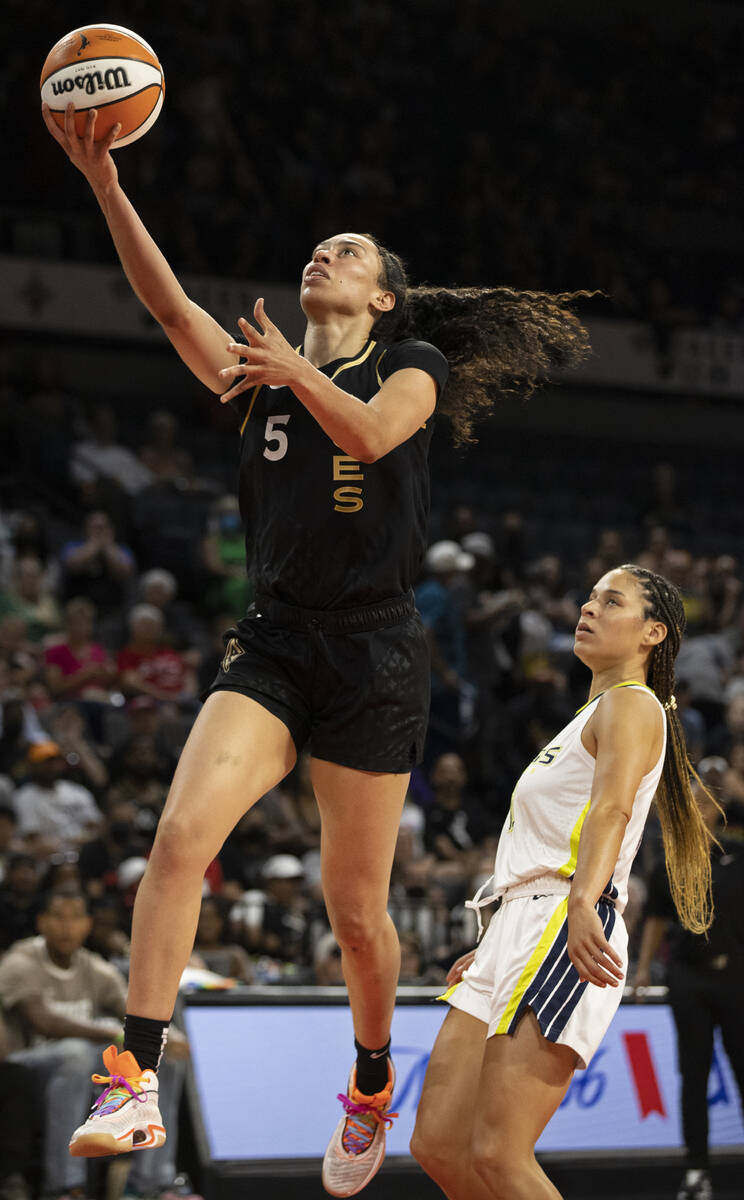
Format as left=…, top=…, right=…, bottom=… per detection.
left=568, top=317, right=744, bottom=398
left=183, top=999, right=744, bottom=1160
left=0, top=255, right=305, bottom=344
left=3, top=256, right=743, bottom=398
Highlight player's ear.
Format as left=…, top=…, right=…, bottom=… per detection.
left=644, top=619, right=667, bottom=648
left=371, top=290, right=396, bottom=315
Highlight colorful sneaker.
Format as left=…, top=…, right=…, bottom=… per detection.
left=322, top=1060, right=397, bottom=1197
left=69, top=1045, right=165, bottom=1158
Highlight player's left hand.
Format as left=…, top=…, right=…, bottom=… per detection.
left=567, top=900, right=624, bottom=988
left=219, top=298, right=301, bottom=402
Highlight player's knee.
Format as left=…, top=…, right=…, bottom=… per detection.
left=330, top=907, right=385, bottom=955
left=409, top=1123, right=458, bottom=1183
left=150, top=811, right=211, bottom=877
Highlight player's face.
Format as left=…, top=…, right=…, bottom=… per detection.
left=573, top=568, right=666, bottom=670
left=300, top=233, right=390, bottom=322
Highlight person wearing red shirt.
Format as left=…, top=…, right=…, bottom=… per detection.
left=117, top=605, right=197, bottom=703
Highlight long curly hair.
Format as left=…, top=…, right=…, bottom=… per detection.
left=366, top=236, right=595, bottom=445
left=622, top=564, right=722, bottom=934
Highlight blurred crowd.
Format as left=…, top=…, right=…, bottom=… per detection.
left=2, top=420, right=744, bottom=990
left=3, top=0, right=743, bottom=329
left=2, top=398, right=744, bottom=1197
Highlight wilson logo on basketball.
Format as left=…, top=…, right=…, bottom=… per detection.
left=50, top=67, right=131, bottom=97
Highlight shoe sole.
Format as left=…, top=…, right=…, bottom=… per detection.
left=321, top=1127, right=386, bottom=1197
left=69, top=1124, right=166, bottom=1157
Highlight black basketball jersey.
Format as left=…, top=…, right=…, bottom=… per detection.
left=229, top=337, right=449, bottom=610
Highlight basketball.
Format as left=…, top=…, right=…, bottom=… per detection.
left=40, top=24, right=165, bottom=149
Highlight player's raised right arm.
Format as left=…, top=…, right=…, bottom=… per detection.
left=41, top=102, right=238, bottom=394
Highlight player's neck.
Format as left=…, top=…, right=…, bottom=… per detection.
left=304, top=316, right=376, bottom=368
left=588, top=664, right=648, bottom=701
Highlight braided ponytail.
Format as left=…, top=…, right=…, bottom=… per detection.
left=623, top=564, right=721, bottom=933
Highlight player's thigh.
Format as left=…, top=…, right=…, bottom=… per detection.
left=156, top=691, right=296, bottom=861
left=472, top=1009, right=577, bottom=1159
left=412, top=1007, right=488, bottom=1161
left=311, top=758, right=408, bottom=914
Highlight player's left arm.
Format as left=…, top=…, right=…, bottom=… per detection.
left=567, top=689, right=664, bottom=988
left=217, top=299, right=436, bottom=461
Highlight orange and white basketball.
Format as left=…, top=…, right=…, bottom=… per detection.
left=40, top=24, right=165, bottom=149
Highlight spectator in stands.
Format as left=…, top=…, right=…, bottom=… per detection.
left=218, top=805, right=275, bottom=896
left=0, top=887, right=188, bottom=1200
left=7, top=509, right=51, bottom=572
left=530, top=555, right=580, bottom=635
left=675, top=619, right=733, bottom=732
left=722, top=742, right=744, bottom=804
left=0, top=555, right=61, bottom=643
left=0, top=691, right=48, bottom=784
left=70, top=403, right=153, bottom=499
left=594, top=530, right=626, bottom=576
left=43, top=597, right=118, bottom=705
left=675, top=680, right=706, bottom=764
left=201, top=494, right=252, bottom=617
left=637, top=525, right=671, bottom=575
left=138, top=410, right=193, bottom=484
left=0, top=619, right=38, bottom=691
left=704, top=554, right=742, bottom=632
left=107, top=732, right=170, bottom=819
left=60, top=511, right=135, bottom=616
left=705, top=693, right=744, bottom=759
left=423, top=753, right=476, bottom=864
left=78, top=795, right=148, bottom=899
left=230, top=854, right=312, bottom=965
left=399, top=930, right=444, bottom=985
left=13, top=741, right=102, bottom=857
left=191, top=895, right=253, bottom=982
left=313, top=931, right=346, bottom=986
left=0, top=800, right=19, bottom=882
left=43, top=704, right=109, bottom=794
left=0, top=853, right=41, bottom=952
left=416, top=541, right=474, bottom=763
left=139, top=567, right=197, bottom=652
left=117, top=604, right=198, bottom=704
left=85, top=898, right=130, bottom=963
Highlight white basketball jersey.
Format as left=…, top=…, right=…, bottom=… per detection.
left=490, top=682, right=666, bottom=913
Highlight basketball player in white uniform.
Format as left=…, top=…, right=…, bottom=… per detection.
left=411, top=564, right=718, bottom=1200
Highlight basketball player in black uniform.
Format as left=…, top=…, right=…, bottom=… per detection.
left=43, top=100, right=593, bottom=1196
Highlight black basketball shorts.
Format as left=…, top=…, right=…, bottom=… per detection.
left=205, top=591, right=430, bottom=773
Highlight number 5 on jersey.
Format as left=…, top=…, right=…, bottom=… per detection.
left=264, top=415, right=290, bottom=461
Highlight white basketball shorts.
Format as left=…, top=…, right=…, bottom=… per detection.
left=444, top=884, right=628, bottom=1069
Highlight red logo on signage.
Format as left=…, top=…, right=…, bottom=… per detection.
left=622, top=1032, right=667, bottom=1119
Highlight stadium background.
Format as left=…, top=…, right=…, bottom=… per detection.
left=0, top=0, right=743, bottom=1197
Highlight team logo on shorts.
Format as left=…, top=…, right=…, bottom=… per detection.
left=221, top=637, right=245, bottom=672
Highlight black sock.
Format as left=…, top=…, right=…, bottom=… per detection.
left=123, top=1014, right=170, bottom=1072
left=354, top=1037, right=391, bottom=1096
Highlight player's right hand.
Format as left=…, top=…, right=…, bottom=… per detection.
left=41, top=102, right=119, bottom=192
